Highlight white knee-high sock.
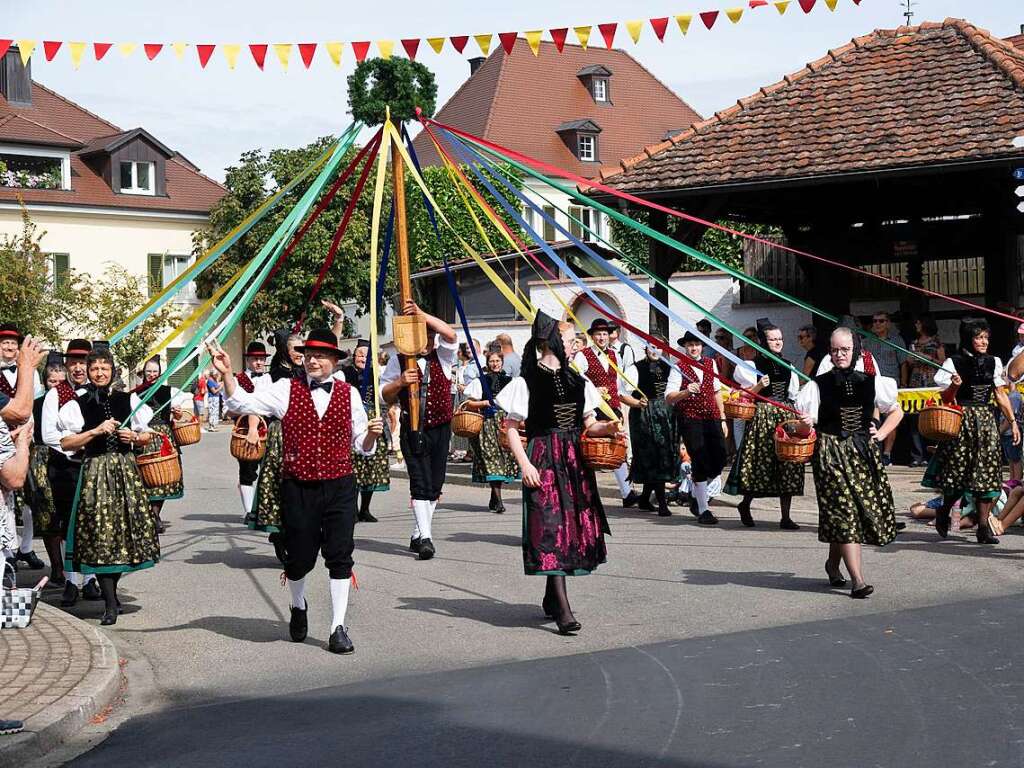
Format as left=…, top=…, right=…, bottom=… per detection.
left=330, top=577, right=351, bottom=632
left=613, top=464, right=631, bottom=499
left=412, top=500, right=432, bottom=541
left=19, top=506, right=33, bottom=553
left=288, top=577, right=306, bottom=610
left=239, top=484, right=255, bottom=515
left=692, top=481, right=710, bottom=514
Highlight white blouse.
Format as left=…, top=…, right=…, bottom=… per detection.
left=49, top=393, right=154, bottom=451
left=41, top=384, right=88, bottom=458
left=933, top=356, right=1006, bottom=391
left=665, top=357, right=722, bottom=399
left=494, top=374, right=603, bottom=423
left=794, top=375, right=899, bottom=422
left=733, top=361, right=800, bottom=402
left=380, top=336, right=460, bottom=386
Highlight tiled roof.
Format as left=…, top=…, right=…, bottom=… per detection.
left=1007, top=33, right=1024, bottom=51
left=601, top=19, right=1024, bottom=194
left=0, top=80, right=224, bottom=214
left=413, top=37, right=702, bottom=179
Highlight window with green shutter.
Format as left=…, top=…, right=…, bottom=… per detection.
left=148, top=253, right=163, bottom=297
left=166, top=347, right=198, bottom=390
left=542, top=206, right=556, bottom=242
left=47, top=253, right=70, bottom=290
left=568, top=206, right=583, bottom=240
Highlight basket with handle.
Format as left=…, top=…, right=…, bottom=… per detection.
left=580, top=433, right=628, bottom=471
left=723, top=399, right=756, bottom=421
left=136, top=450, right=183, bottom=488
left=172, top=412, right=202, bottom=446
left=230, top=416, right=268, bottom=461
left=451, top=404, right=484, bottom=438
left=918, top=404, right=963, bottom=443
left=774, top=420, right=816, bottom=464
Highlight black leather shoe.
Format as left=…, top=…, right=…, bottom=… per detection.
left=82, top=579, right=103, bottom=601
left=100, top=610, right=117, bottom=626
left=779, top=518, right=800, bottom=531
left=289, top=601, right=308, bottom=642
left=825, top=561, right=847, bottom=587
left=357, top=510, right=379, bottom=523
left=418, top=538, right=435, bottom=560
left=556, top=618, right=582, bottom=635
left=850, top=584, right=874, bottom=599
left=60, top=582, right=80, bottom=607
left=637, top=497, right=655, bottom=512
left=976, top=526, right=1000, bottom=545
left=328, top=625, right=355, bottom=654
left=657, top=504, right=671, bottom=517
left=409, top=536, right=421, bottom=553
left=697, top=510, right=719, bottom=526
left=622, top=491, right=640, bottom=509
left=494, top=503, right=505, bottom=515
left=47, top=571, right=66, bottom=588
left=935, top=510, right=950, bottom=539
left=16, top=551, right=45, bottom=570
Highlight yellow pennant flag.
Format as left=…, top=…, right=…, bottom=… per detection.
left=524, top=30, right=543, bottom=56
left=625, top=20, right=644, bottom=43
left=824, top=0, right=838, bottom=9
left=68, top=41, right=86, bottom=69
left=118, top=42, right=137, bottom=57
left=273, top=43, right=291, bottom=70
left=675, top=14, right=693, bottom=35
left=326, top=41, right=343, bottom=67
left=17, top=40, right=36, bottom=66
left=726, top=7, right=744, bottom=23
left=377, top=40, right=394, bottom=59
left=427, top=37, right=445, bottom=54
left=222, top=44, right=241, bottom=69
left=473, top=34, right=492, bottom=55
left=574, top=26, right=592, bottom=49
left=774, top=0, right=790, bottom=13
left=172, top=42, right=189, bottom=59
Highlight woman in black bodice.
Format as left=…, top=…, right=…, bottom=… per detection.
left=463, top=350, right=518, bottom=514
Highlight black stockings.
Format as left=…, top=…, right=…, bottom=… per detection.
left=98, top=574, right=121, bottom=613
left=359, top=491, right=374, bottom=516
left=544, top=575, right=575, bottom=624
left=43, top=536, right=64, bottom=579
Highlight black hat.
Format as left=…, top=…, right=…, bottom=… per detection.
left=45, top=350, right=65, bottom=368
left=587, top=318, right=614, bottom=336
left=355, top=338, right=371, bottom=350
left=0, top=323, right=23, bottom=344
left=244, top=341, right=269, bottom=358
left=294, top=328, right=348, bottom=359
left=63, top=339, right=92, bottom=359
left=677, top=331, right=703, bottom=346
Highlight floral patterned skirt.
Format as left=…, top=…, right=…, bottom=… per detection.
left=65, top=452, right=160, bottom=574
left=724, top=402, right=805, bottom=498
left=628, top=398, right=678, bottom=484
left=354, top=412, right=390, bottom=493
left=470, top=411, right=518, bottom=484
left=27, top=443, right=58, bottom=536
left=812, top=433, right=896, bottom=546
left=249, top=420, right=283, bottom=533
left=522, top=428, right=608, bottom=576
left=140, top=423, right=184, bottom=502
left=922, top=405, right=1002, bottom=500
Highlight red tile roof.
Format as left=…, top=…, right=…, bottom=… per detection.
left=0, top=80, right=224, bottom=214
left=601, top=19, right=1024, bottom=194
left=413, top=37, right=702, bottom=179
left=1007, top=33, right=1024, bottom=51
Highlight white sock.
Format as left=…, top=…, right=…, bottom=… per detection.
left=693, top=481, right=710, bottom=514
left=412, top=500, right=432, bottom=541
left=66, top=571, right=82, bottom=587
left=330, top=577, right=351, bottom=632
left=288, top=576, right=306, bottom=610
left=239, top=484, right=255, bottom=515
left=613, top=464, right=632, bottom=499
left=19, top=506, right=33, bottom=553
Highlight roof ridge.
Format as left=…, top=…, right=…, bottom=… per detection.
left=942, top=17, right=1024, bottom=91
left=29, top=80, right=122, bottom=136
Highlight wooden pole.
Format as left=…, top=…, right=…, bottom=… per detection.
left=391, top=133, right=422, bottom=432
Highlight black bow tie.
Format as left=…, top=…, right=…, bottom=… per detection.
left=309, top=380, right=333, bottom=393
left=0, top=364, right=15, bottom=373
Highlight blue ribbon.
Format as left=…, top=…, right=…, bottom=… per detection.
left=361, top=200, right=395, bottom=403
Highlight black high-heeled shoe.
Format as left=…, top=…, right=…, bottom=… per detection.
left=825, top=561, right=847, bottom=587
left=976, top=525, right=999, bottom=545
left=850, top=584, right=874, bottom=599
left=556, top=618, right=582, bottom=635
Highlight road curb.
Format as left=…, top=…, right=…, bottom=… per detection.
left=0, top=604, right=122, bottom=768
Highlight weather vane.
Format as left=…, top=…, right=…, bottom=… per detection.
left=901, top=0, right=916, bottom=25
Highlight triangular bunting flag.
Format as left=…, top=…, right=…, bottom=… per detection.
left=144, top=43, right=163, bottom=61
left=824, top=0, right=838, bottom=9
left=249, top=44, right=268, bottom=69
left=69, top=41, right=86, bottom=69
left=675, top=14, right=693, bottom=35
left=525, top=30, right=543, bottom=56
left=273, top=43, right=291, bottom=70
left=196, top=44, right=216, bottom=69
left=326, top=42, right=343, bottom=67
left=118, top=43, right=137, bottom=57
left=749, top=0, right=768, bottom=6
left=473, top=34, right=492, bottom=56
left=726, top=7, right=744, bottom=23
left=449, top=36, right=468, bottom=54
left=574, top=26, right=592, bottom=49
left=700, top=11, right=720, bottom=29
left=598, top=23, right=617, bottom=49
left=93, top=42, right=112, bottom=61
left=43, top=41, right=62, bottom=62
left=798, top=0, right=816, bottom=11
left=401, top=39, right=420, bottom=60
left=298, top=43, right=316, bottom=68
left=650, top=17, right=670, bottom=41
left=774, top=0, right=790, bottom=13
left=0, top=41, right=11, bottom=61
left=352, top=41, right=371, bottom=63
left=625, top=20, right=644, bottom=43
left=498, top=32, right=517, bottom=55
left=17, top=41, right=36, bottom=66
left=222, top=44, right=241, bottom=69
left=427, top=37, right=445, bottom=54
left=377, top=40, right=394, bottom=59
left=172, top=42, right=189, bottom=59
left=550, top=28, right=568, bottom=52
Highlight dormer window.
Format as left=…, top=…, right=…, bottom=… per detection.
left=593, top=78, right=608, bottom=103
left=576, top=65, right=613, bottom=105
left=120, top=161, right=155, bottom=195
left=80, top=128, right=173, bottom=197
left=556, top=119, right=602, bottom=163
left=578, top=134, right=596, bottom=162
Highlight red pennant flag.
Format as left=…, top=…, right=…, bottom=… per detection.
left=550, top=28, right=568, bottom=52
left=450, top=35, right=469, bottom=53
left=401, top=38, right=420, bottom=60
left=798, top=0, right=816, bottom=11
left=352, top=41, right=371, bottom=63
left=144, top=43, right=163, bottom=60
left=649, top=17, right=670, bottom=41
left=0, top=40, right=10, bottom=60
left=498, top=32, right=517, bottom=55
left=249, top=44, right=268, bottom=69
left=94, top=42, right=112, bottom=60
left=749, top=0, right=768, bottom=6
left=700, top=11, right=720, bottom=29
left=196, top=44, right=216, bottom=68
left=298, top=43, right=316, bottom=68
left=598, top=23, right=617, bottom=49
left=43, top=41, right=62, bottom=61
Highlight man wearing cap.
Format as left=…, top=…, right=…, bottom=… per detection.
left=342, top=340, right=389, bottom=524
left=231, top=341, right=273, bottom=520
left=213, top=329, right=382, bottom=655
left=39, top=340, right=101, bottom=605
left=572, top=318, right=638, bottom=507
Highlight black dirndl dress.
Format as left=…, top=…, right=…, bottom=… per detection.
left=626, top=359, right=678, bottom=485
left=469, top=372, right=518, bottom=485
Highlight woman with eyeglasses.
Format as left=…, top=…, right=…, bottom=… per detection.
left=795, top=327, right=902, bottom=598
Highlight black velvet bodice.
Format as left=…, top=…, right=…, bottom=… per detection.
left=78, top=389, right=133, bottom=457
left=754, top=355, right=793, bottom=403
left=482, top=371, right=512, bottom=398
left=633, top=358, right=671, bottom=400
left=814, top=371, right=876, bottom=437
left=139, top=384, right=173, bottom=423
left=949, top=353, right=996, bottom=407
left=523, top=365, right=585, bottom=438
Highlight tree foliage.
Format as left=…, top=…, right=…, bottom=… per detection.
left=347, top=58, right=437, bottom=126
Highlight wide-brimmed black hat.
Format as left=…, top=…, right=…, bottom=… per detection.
left=294, top=328, right=348, bottom=359
left=587, top=318, right=614, bottom=336
left=63, top=339, right=92, bottom=359
left=0, top=323, right=23, bottom=344
left=244, top=341, right=269, bottom=358
left=677, top=331, right=703, bottom=346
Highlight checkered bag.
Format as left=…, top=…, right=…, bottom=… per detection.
left=1, top=562, right=42, bottom=630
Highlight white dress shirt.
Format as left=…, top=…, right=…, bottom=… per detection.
left=49, top=393, right=154, bottom=451
left=380, top=336, right=459, bottom=388
left=572, top=346, right=617, bottom=375
left=41, top=384, right=88, bottom=458
left=666, top=357, right=722, bottom=400
left=1, top=364, right=43, bottom=399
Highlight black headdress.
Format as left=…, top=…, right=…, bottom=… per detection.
left=521, top=310, right=581, bottom=387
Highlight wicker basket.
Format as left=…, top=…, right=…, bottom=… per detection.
left=774, top=421, right=816, bottom=464
left=230, top=416, right=267, bottom=461
left=724, top=399, right=756, bottom=421
left=580, top=433, right=628, bottom=471
left=172, top=413, right=201, bottom=446
left=136, top=451, right=182, bottom=488
left=499, top=427, right=528, bottom=451
left=918, top=404, right=963, bottom=443
left=451, top=405, right=484, bottom=438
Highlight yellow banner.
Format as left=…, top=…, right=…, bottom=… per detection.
left=897, top=388, right=942, bottom=414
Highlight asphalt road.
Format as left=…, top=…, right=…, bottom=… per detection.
left=34, top=432, right=1024, bottom=766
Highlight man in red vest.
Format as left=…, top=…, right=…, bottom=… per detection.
left=212, top=329, right=383, bottom=655
left=573, top=318, right=638, bottom=507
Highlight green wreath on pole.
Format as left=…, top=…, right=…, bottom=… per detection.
left=347, top=58, right=438, bottom=126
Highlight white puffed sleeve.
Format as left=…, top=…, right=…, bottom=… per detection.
left=464, top=378, right=483, bottom=400
left=932, top=358, right=956, bottom=391
left=170, top=387, right=193, bottom=409
left=788, top=371, right=800, bottom=402
left=994, top=357, right=1007, bottom=387
left=348, top=386, right=374, bottom=457
left=618, top=365, right=638, bottom=398
left=128, top=394, right=155, bottom=431
left=733, top=360, right=759, bottom=389
left=583, top=380, right=603, bottom=418
left=794, top=381, right=821, bottom=423
left=52, top=400, right=85, bottom=446
left=572, top=351, right=589, bottom=375
left=874, top=375, right=899, bottom=413
left=494, top=376, right=528, bottom=421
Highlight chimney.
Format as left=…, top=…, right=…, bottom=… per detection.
left=468, top=56, right=485, bottom=76
left=0, top=45, right=32, bottom=105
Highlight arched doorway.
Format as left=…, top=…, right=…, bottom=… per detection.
left=567, top=289, right=628, bottom=337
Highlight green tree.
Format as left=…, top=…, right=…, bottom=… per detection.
left=347, top=58, right=437, bottom=125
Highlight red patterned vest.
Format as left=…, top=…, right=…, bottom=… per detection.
left=581, top=347, right=621, bottom=410
left=235, top=371, right=255, bottom=393
left=55, top=380, right=77, bottom=408
left=674, top=358, right=721, bottom=420
left=0, top=368, right=15, bottom=398
left=281, top=377, right=353, bottom=481
left=399, top=351, right=453, bottom=429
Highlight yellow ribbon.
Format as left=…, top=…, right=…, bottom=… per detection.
left=367, top=129, right=391, bottom=414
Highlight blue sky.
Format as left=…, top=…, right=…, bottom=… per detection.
left=9, top=1, right=1023, bottom=181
